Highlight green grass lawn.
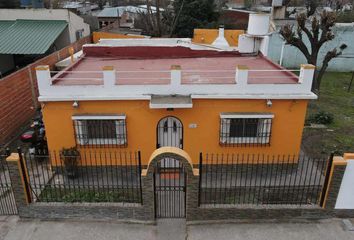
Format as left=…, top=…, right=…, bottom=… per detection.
left=302, top=72, right=354, bottom=156
left=39, top=186, right=141, bottom=203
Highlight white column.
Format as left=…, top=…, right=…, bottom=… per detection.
left=103, top=66, right=116, bottom=87
left=170, top=65, right=181, bottom=88
left=235, top=65, right=249, bottom=87
left=299, top=64, right=315, bottom=91
left=35, top=65, right=51, bottom=95
left=335, top=158, right=354, bottom=209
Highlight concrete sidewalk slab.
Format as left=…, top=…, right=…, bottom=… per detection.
left=2, top=217, right=157, bottom=240
left=0, top=217, right=354, bottom=240
left=156, top=219, right=186, bottom=240
left=187, top=219, right=354, bottom=240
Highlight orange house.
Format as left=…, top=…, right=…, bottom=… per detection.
left=35, top=34, right=316, bottom=166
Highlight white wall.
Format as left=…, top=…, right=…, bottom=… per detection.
left=0, top=9, right=90, bottom=43
left=53, top=28, right=71, bottom=50
left=268, top=23, right=354, bottom=72
left=335, top=160, right=354, bottom=209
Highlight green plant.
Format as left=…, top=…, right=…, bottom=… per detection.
left=60, top=147, right=80, bottom=179
left=310, top=111, right=334, bottom=125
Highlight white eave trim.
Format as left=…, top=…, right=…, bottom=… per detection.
left=72, top=115, right=126, bottom=120
left=38, top=93, right=318, bottom=102
left=220, top=113, right=274, bottom=119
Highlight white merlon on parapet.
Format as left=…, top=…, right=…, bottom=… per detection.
left=103, top=66, right=116, bottom=87
left=35, top=65, right=51, bottom=93
left=170, top=65, right=182, bottom=87
left=299, top=64, right=316, bottom=84
left=235, top=65, right=249, bottom=87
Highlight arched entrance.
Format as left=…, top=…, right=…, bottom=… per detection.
left=147, top=147, right=194, bottom=219
left=156, top=116, right=183, bottom=149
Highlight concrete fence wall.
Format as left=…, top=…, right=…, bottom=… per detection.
left=0, top=35, right=92, bottom=146
left=5, top=150, right=354, bottom=222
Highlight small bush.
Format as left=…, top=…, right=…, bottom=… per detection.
left=337, top=11, right=354, bottom=23
left=309, top=111, right=334, bottom=125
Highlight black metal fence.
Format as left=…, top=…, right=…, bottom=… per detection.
left=23, top=149, right=142, bottom=204
left=199, top=153, right=332, bottom=206
left=0, top=149, right=18, bottom=215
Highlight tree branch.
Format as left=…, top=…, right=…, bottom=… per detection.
left=279, top=24, right=312, bottom=62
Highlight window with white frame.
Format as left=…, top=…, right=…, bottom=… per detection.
left=220, top=113, right=273, bottom=146
left=72, top=115, right=127, bottom=147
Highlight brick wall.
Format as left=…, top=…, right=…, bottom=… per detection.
left=0, top=35, right=92, bottom=146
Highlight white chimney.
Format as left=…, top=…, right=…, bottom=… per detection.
left=238, top=13, right=271, bottom=55
left=212, top=26, right=230, bottom=48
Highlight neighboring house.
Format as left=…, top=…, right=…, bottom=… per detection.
left=224, top=0, right=273, bottom=8
left=63, top=1, right=99, bottom=15
left=219, top=9, right=254, bottom=30
left=0, top=9, right=90, bottom=76
left=35, top=14, right=316, bottom=165
left=96, top=5, right=163, bottom=28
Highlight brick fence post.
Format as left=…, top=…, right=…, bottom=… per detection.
left=141, top=170, right=155, bottom=221
left=322, top=156, right=347, bottom=210
left=186, top=170, right=200, bottom=221
left=6, top=152, right=32, bottom=212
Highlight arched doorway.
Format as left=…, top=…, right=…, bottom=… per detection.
left=156, top=116, right=183, bottom=149
left=147, top=147, right=194, bottom=219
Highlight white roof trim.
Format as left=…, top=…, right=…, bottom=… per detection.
left=220, top=113, right=274, bottom=119
left=72, top=115, right=126, bottom=120
left=38, top=93, right=317, bottom=102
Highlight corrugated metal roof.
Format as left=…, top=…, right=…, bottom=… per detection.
left=97, top=6, right=157, bottom=18
left=97, top=7, right=124, bottom=17
left=0, top=20, right=15, bottom=34
left=0, top=20, right=68, bottom=55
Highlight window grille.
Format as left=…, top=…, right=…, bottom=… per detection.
left=220, top=113, right=273, bottom=146
left=73, top=115, right=127, bottom=147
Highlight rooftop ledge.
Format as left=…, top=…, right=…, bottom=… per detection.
left=35, top=63, right=317, bottom=101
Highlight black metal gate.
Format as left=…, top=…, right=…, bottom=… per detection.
left=0, top=150, right=18, bottom=215
left=154, top=157, right=186, bottom=218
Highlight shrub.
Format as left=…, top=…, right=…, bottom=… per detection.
left=310, top=111, right=334, bottom=125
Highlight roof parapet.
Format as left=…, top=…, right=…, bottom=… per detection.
left=35, top=64, right=316, bottom=101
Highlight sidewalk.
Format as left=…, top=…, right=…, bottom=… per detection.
left=0, top=216, right=353, bottom=240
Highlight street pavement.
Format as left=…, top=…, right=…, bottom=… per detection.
left=0, top=216, right=353, bottom=240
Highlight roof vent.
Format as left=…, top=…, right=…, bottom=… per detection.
left=212, top=26, right=230, bottom=47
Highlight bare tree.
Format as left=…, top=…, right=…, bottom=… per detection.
left=280, top=10, right=347, bottom=92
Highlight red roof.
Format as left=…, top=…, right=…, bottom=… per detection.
left=53, top=46, right=299, bottom=85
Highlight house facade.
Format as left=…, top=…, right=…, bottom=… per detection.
left=36, top=37, right=316, bottom=165
left=2, top=12, right=351, bottom=223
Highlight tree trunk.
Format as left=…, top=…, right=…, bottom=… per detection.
left=316, top=66, right=327, bottom=92
left=307, top=57, right=318, bottom=93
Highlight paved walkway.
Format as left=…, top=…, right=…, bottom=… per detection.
left=0, top=216, right=353, bottom=240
